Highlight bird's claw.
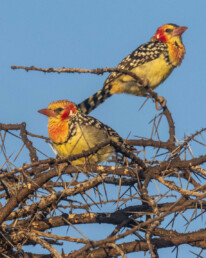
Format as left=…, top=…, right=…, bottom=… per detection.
left=141, top=78, right=149, bottom=88
left=155, top=96, right=167, bottom=110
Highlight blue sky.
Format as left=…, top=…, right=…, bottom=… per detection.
left=1, top=1, right=206, bottom=257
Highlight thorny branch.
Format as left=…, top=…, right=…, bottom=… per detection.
left=0, top=65, right=206, bottom=257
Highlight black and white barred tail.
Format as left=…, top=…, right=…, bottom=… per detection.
left=77, top=84, right=112, bottom=114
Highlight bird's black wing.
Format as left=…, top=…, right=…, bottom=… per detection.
left=77, top=113, right=135, bottom=152
left=104, top=40, right=168, bottom=86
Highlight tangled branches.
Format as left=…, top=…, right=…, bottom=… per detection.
left=0, top=66, right=206, bottom=257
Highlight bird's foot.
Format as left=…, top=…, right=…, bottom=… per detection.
left=141, top=78, right=149, bottom=88
left=155, top=96, right=167, bottom=110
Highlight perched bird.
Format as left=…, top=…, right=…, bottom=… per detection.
left=38, top=100, right=134, bottom=165
left=78, top=24, right=187, bottom=114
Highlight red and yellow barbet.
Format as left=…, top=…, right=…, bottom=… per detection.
left=38, top=100, right=134, bottom=165
left=78, top=24, right=187, bottom=114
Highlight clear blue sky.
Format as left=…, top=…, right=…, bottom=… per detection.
left=1, top=1, right=206, bottom=257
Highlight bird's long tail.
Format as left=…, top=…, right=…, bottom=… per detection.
left=77, top=84, right=112, bottom=114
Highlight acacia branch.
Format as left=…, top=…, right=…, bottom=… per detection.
left=1, top=65, right=205, bottom=257
left=71, top=228, right=206, bottom=258
left=11, top=66, right=144, bottom=85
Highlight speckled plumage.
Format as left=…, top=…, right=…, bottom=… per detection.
left=78, top=24, right=187, bottom=114
left=104, top=41, right=170, bottom=87
left=39, top=100, right=134, bottom=165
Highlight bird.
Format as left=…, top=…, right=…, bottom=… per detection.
left=38, top=100, right=134, bottom=165
left=78, top=24, right=187, bottom=114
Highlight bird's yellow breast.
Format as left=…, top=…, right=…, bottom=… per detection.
left=110, top=54, right=174, bottom=96
left=53, top=124, right=114, bottom=165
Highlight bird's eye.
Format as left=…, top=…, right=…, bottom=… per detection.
left=54, top=107, right=64, bottom=113
left=165, top=28, right=172, bottom=33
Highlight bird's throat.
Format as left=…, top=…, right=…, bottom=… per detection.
left=48, top=120, right=69, bottom=144
left=168, top=41, right=186, bottom=66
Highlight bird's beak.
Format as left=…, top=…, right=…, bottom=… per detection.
left=38, top=108, right=56, bottom=117
left=172, top=26, right=187, bottom=37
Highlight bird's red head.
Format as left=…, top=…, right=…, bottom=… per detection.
left=38, top=100, right=78, bottom=144
left=153, top=24, right=187, bottom=43
left=38, top=100, right=78, bottom=121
